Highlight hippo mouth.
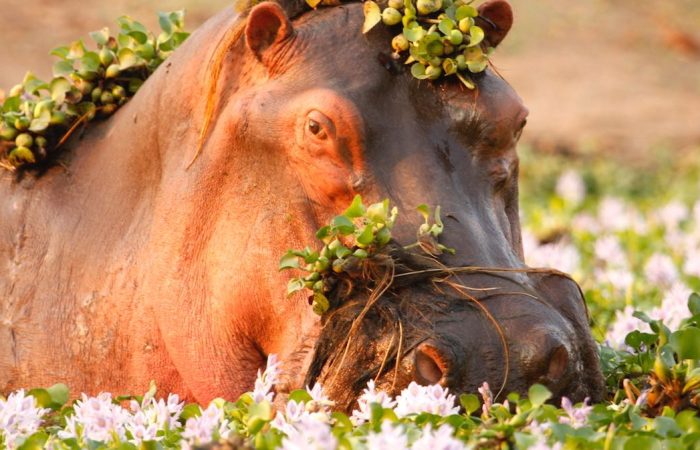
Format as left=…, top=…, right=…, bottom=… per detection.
left=301, top=241, right=604, bottom=411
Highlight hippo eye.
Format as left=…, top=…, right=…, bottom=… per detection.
left=305, top=110, right=334, bottom=141
left=308, top=119, right=321, bottom=135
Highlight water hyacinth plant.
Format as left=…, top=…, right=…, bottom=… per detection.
left=0, top=11, right=189, bottom=171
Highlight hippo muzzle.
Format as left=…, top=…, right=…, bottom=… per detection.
left=304, top=252, right=605, bottom=411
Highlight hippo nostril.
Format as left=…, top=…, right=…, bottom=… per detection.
left=546, top=345, right=569, bottom=381
left=414, top=344, right=447, bottom=385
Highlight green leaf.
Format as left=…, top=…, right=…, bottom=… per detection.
left=287, top=278, right=305, bottom=296
left=50, top=46, right=69, bottom=59
left=158, top=12, right=174, bottom=34
left=22, top=73, right=48, bottom=95
left=356, top=224, right=375, bottom=246
left=367, top=200, right=389, bottom=224
left=17, top=431, right=49, bottom=450
left=67, top=40, right=87, bottom=59
left=411, top=62, right=429, bottom=80
left=312, top=292, right=330, bottom=315
left=279, top=251, right=300, bottom=271
left=456, top=72, right=475, bottom=89
left=362, top=1, right=382, bottom=34
left=403, top=25, right=426, bottom=43
left=689, top=292, right=700, bottom=316
left=623, top=435, right=662, bottom=450
left=331, top=215, right=355, bottom=235
left=118, top=48, right=140, bottom=70
left=670, top=327, right=700, bottom=360
left=46, top=383, right=70, bottom=408
left=438, top=18, right=454, bottom=35
left=316, top=225, right=331, bottom=241
left=528, top=383, right=552, bottom=408
left=416, top=204, right=430, bottom=221
left=89, top=27, right=110, bottom=46
left=50, top=77, right=72, bottom=104
left=288, top=389, right=313, bottom=404
left=344, top=194, right=366, bottom=218
left=27, top=388, right=52, bottom=408
left=467, top=25, right=485, bottom=47
left=460, top=393, right=480, bottom=415
left=52, top=60, right=74, bottom=77
left=29, top=110, right=51, bottom=132
left=180, top=403, right=202, bottom=421
left=129, top=30, right=149, bottom=45
left=455, top=5, right=478, bottom=20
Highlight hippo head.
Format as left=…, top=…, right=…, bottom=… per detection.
left=228, top=0, right=605, bottom=407
left=135, top=0, right=605, bottom=405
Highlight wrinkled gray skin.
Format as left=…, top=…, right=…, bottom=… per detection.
left=0, top=0, right=604, bottom=407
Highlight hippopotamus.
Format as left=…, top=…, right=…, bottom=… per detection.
left=0, top=0, right=604, bottom=407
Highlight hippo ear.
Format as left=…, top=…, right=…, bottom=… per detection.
left=477, top=0, right=513, bottom=48
left=245, top=2, right=294, bottom=60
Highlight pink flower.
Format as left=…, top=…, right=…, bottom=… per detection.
left=559, top=397, right=592, bottom=428
left=351, top=380, right=396, bottom=425
left=0, top=390, right=50, bottom=449
left=394, top=382, right=459, bottom=417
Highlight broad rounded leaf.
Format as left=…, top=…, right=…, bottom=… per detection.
left=344, top=194, right=366, bottom=218
left=89, top=27, right=110, bottom=46
left=460, top=393, right=480, bottom=415
left=528, top=383, right=552, bottom=407
left=331, top=215, right=355, bottom=235
left=467, top=25, right=485, bottom=47
left=362, top=1, right=382, bottom=34
left=279, top=251, right=300, bottom=271
left=670, top=328, right=700, bottom=360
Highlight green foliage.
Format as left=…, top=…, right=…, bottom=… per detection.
left=360, top=0, right=490, bottom=88
left=0, top=11, right=189, bottom=171
left=280, top=195, right=451, bottom=315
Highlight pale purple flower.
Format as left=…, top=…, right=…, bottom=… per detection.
left=655, top=201, right=688, bottom=231
left=412, top=424, right=467, bottom=450
left=559, top=397, right=592, bottom=428
left=594, top=235, right=627, bottom=268
left=351, top=380, right=396, bottom=425
left=527, top=420, right=561, bottom=450
left=635, top=390, right=649, bottom=408
left=598, top=197, right=631, bottom=232
left=525, top=240, right=581, bottom=275
left=129, top=393, right=184, bottom=431
left=650, top=282, right=692, bottom=330
left=366, top=421, right=408, bottom=450
left=594, top=266, right=634, bottom=294
left=0, top=390, right=50, bottom=449
left=555, top=170, right=586, bottom=206
left=693, top=200, right=700, bottom=225
left=478, top=381, right=493, bottom=416
left=280, top=415, right=337, bottom=450
left=571, top=213, right=601, bottom=234
left=252, top=354, right=281, bottom=403
left=683, top=248, right=700, bottom=278
left=125, top=411, right=160, bottom=445
left=605, top=306, right=649, bottom=350
left=644, top=253, right=678, bottom=288
left=305, top=383, right=334, bottom=414
left=58, top=392, right=130, bottom=444
left=181, top=403, right=232, bottom=446
left=394, top=382, right=459, bottom=417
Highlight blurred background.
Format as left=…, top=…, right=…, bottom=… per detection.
left=1, top=0, right=698, bottom=162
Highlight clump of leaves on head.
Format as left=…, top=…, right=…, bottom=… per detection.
left=360, top=0, right=491, bottom=88
left=279, top=195, right=450, bottom=315
left=0, top=11, right=189, bottom=171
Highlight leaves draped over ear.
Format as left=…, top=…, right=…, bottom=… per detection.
left=476, top=0, right=513, bottom=48
left=245, top=2, right=294, bottom=58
